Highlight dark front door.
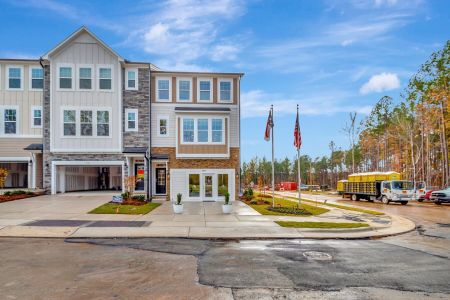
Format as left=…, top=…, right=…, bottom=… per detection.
left=155, top=168, right=166, bottom=194
left=135, top=164, right=145, bottom=191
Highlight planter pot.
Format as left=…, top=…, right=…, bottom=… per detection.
left=173, top=204, right=184, bottom=214
left=222, top=204, right=233, bottom=214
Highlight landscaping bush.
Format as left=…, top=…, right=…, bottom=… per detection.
left=132, top=195, right=146, bottom=202
left=3, top=191, right=12, bottom=196
left=10, top=190, right=27, bottom=195
left=267, top=206, right=313, bottom=216
left=26, top=191, right=35, bottom=196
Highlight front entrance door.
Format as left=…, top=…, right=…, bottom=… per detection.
left=135, top=164, right=145, bottom=191
left=203, top=174, right=214, bottom=201
left=155, top=168, right=166, bottom=194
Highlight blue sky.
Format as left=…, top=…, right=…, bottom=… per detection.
left=1, top=0, right=448, bottom=162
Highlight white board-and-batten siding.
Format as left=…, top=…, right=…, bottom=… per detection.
left=49, top=32, right=121, bottom=152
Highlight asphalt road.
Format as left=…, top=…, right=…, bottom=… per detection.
left=1, top=237, right=449, bottom=299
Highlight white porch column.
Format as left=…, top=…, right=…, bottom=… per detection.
left=59, top=166, right=66, bottom=193
left=27, top=159, right=32, bottom=189
left=31, top=154, right=36, bottom=189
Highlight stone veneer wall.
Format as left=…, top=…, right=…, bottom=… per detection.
left=122, top=67, right=150, bottom=148
left=151, top=147, right=240, bottom=199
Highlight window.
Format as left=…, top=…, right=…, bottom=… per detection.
left=158, top=116, right=169, bottom=137
left=97, top=111, right=110, bottom=136
left=59, top=66, right=73, bottom=89
left=212, top=119, right=223, bottom=143
left=7, top=66, right=23, bottom=90
left=157, top=78, right=171, bottom=101
left=79, top=67, right=92, bottom=90
left=182, top=118, right=194, bottom=142
left=4, top=109, right=17, bottom=134
left=30, top=67, right=43, bottom=90
left=63, top=110, right=76, bottom=136
left=98, top=67, right=112, bottom=90
left=126, top=68, right=137, bottom=90
left=218, top=174, right=229, bottom=197
left=197, top=119, right=208, bottom=142
left=218, top=79, right=232, bottom=102
left=31, top=106, right=42, bottom=128
left=177, top=78, right=191, bottom=101
left=125, top=109, right=138, bottom=131
left=80, top=110, right=93, bottom=136
left=189, top=174, right=200, bottom=197
left=198, top=79, right=212, bottom=102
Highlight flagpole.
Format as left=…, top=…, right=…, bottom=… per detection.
left=271, top=105, right=275, bottom=208
left=297, top=104, right=301, bottom=207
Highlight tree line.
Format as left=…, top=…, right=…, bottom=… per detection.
left=242, top=41, right=449, bottom=190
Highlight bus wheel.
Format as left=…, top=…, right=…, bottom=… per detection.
left=351, top=194, right=358, bottom=201
left=382, top=196, right=390, bottom=204
left=401, top=201, right=408, bottom=205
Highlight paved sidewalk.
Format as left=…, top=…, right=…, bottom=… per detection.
left=0, top=193, right=415, bottom=239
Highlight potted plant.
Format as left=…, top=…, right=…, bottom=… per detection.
left=222, top=192, right=232, bottom=214
left=173, top=193, right=184, bottom=214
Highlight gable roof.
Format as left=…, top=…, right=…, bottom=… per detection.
left=42, top=26, right=124, bottom=61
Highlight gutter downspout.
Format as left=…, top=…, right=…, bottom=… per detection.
left=147, top=64, right=152, bottom=201
left=39, top=57, right=45, bottom=191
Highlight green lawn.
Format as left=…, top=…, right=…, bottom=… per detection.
left=249, top=195, right=329, bottom=216
left=89, top=202, right=161, bottom=215
left=275, top=221, right=370, bottom=229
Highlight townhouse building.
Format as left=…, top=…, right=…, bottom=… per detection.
left=0, top=26, right=242, bottom=202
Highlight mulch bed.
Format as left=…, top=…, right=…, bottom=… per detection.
left=0, top=193, right=41, bottom=204
left=119, top=199, right=148, bottom=206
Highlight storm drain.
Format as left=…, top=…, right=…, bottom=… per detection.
left=86, top=221, right=149, bottom=227
left=25, top=220, right=89, bottom=227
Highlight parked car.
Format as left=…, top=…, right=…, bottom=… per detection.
left=418, top=190, right=434, bottom=202
left=430, top=187, right=450, bottom=205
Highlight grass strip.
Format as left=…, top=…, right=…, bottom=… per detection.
left=249, top=195, right=329, bottom=216
left=89, top=202, right=161, bottom=215
left=275, top=221, right=370, bottom=229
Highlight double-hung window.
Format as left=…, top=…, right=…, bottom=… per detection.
left=97, top=111, right=110, bottom=136
left=197, top=119, right=209, bottom=142
left=30, top=67, right=43, bottom=90
left=125, top=109, right=138, bottom=131
left=98, top=67, right=112, bottom=90
left=126, top=69, right=138, bottom=90
left=218, top=79, right=232, bottom=102
left=177, top=78, right=191, bottom=101
left=59, top=66, right=73, bottom=89
left=158, top=116, right=169, bottom=137
left=4, top=109, right=17, bottom=134
left=79, top=67, right=92, bottom=90
left=157, top=78, right=171, bottom=101
left=31, top=106, right=42, bottom=128
left=212, top=119, right=223, bottom=143
left=7, top=66, right=23, bottom=90
left=198, top=79, right=212, bottom=102
left=80, top=110, right=93, bottom=136
left=182, top=118, right=194, bottom=143
left=63, top=110, right=76, bottom=136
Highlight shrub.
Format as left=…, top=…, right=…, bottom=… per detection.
left=3, top=191, right=12, bottom=196
left=132, top=195, right=146, bottom=202
left=176, top=193, right=182, bottom=205
left=267, top=206, right=313, bottom=216
left=0, top=168, right=8, bottom=189
left=11, top=190, right=27, bottom=195
left=121, top=191, right=130, bottom=200
left=26, top=191, right=35, bottom=196
left=247, top=187, right=254, bottom=199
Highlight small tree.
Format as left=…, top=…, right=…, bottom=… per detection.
left=0, top=168, right=8, bottom=189
left=123, top=176, right=137, bottom=200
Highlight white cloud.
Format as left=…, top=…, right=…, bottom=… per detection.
left=359, top=72, right=400, bottom=94
left=241, top=90, right=372, bottom=119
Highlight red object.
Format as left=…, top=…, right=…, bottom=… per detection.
left=264, top=108, right=273, bottom=141
left=424, top=190, right=433, bottom=200
left=294, top=109, right=302, bottom=149
left=280, top=182, right=298, bottom=191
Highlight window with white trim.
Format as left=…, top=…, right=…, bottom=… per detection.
left=80, top=110, right=93, bottom=136
left=98, top=67, right=112, bottom=90
left=31, top=106, right=42, bottom=128
left=182, top=118, right=194, bottom=142
left=157, top=78, right=171, bottom=101
left=59, top=66, right=73, bottom=89
left=198, top=79, right=212, bottom=102
left=158, top=116, right=169, bottom=137
left=30, top=67, right=43, bottom=90
left=212, top=119, right=223, bottom=143
left=7, top=66, right=23, bottom=90
left=197, top=119, right=208, bottom=142
left=79, top=67, right=92, bottom=90
left=63, top=110, right=76, bottom=136
left=4, top=109, right=17, bottom=134
left=126, top=68, right=138, bottom=90
left=177, top=78, right=191, bottom=101
left=97, top=111, right=110, bottom=136
left=217, top=174, right=229, bottom=197
left=125, top=109, right=138, bottom=131
left=218, top=79, right=232, bottom=102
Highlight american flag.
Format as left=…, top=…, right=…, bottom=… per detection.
left=264, top=108, right=273, bottom=141
left=294, top=108, right=301, bottom=149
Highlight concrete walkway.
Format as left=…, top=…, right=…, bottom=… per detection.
left=0, top=193, right=415, bottom=239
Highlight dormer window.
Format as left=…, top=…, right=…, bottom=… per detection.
left=98, top=66, right=112, bottom=90
left=126, top=68, right=138, bottom=90
left=59, top=66, right=73, bottom=89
